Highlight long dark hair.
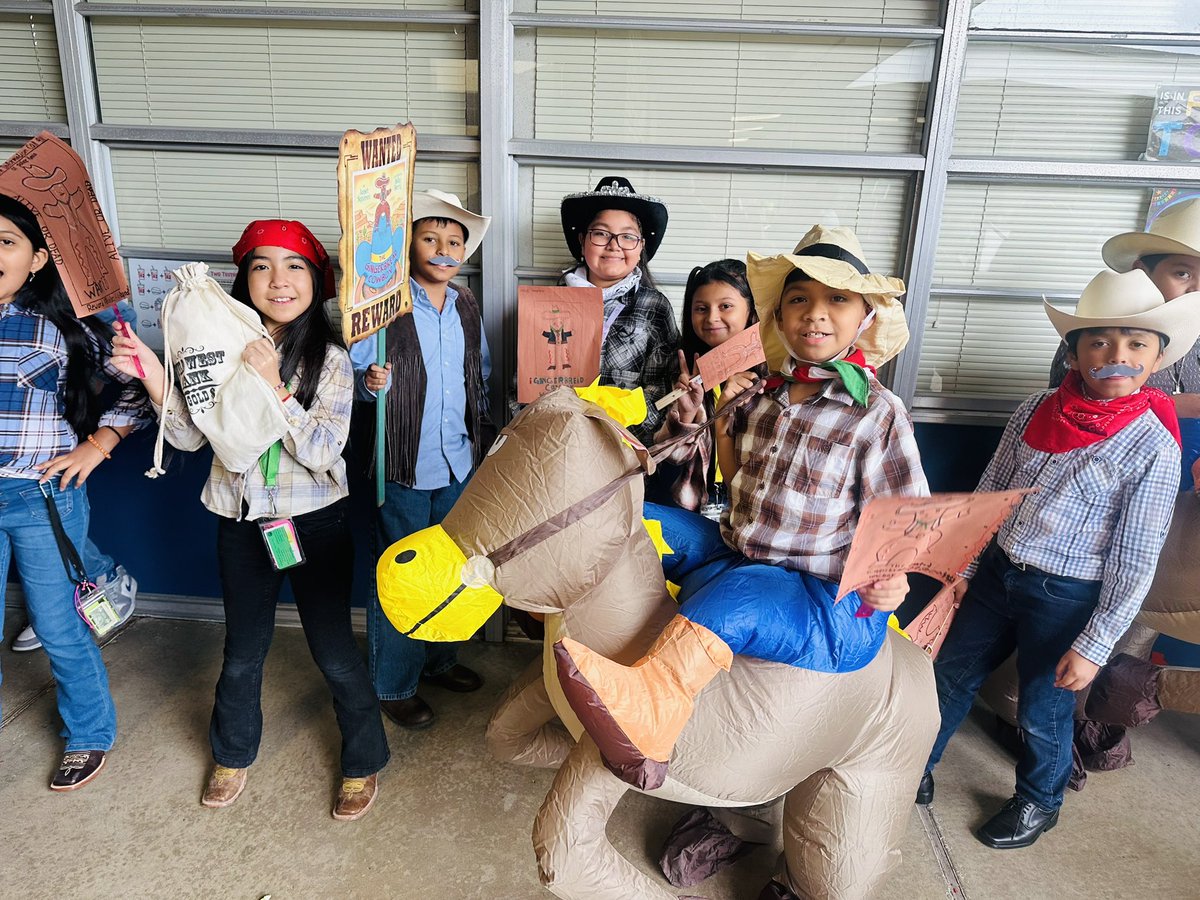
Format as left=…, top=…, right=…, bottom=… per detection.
left=679, top=258, right=757, bottom=363
left=1, top=194, right=116, bottom=438
left=229, top=253, right=338, bottom=409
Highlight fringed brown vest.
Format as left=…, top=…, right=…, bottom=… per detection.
left=381, top=281, right=486, bottom=487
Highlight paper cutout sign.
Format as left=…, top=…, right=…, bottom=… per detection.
left=696, top=322, right=766, bottom=389
left=836, top=490, right=1031, bottom=601
left=337, top=123, right=417, bottom=346
left=517, top=286, right=603, bottom=403
left=0, top=132, right=127, bottom=316
left=905, top=579, right=964, bottom=660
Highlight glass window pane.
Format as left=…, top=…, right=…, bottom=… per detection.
left=516, top=0, right=938, bottom=25
left=91, top=19, right=476, bottom=135
left=516, top=29, right=931, bottom=152
left=969, top=0, right=1199, bottom=33
left=110, top=149, right=477, bottom=254
left=87, top=0, right=468, bottom=8
left=520, top=165, right=911, bottom=286
left=919, top=181, right=1154, bottom=400
left=954, top=42, right=1200, bottom=161
left=0, top=14, right=66, bottom=123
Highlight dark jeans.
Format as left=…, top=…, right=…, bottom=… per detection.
left=925, top=542, right=1101, bottom=810
left=368, top=477, right=469, bottom=700
left=210, top=499, right=389, bottom=777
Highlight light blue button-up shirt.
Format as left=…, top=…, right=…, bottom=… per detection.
left=350, top=279, right=490, bottom=490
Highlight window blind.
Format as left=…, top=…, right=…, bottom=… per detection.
left=918, top=181, right=1153, bottom=400
left=109, top=149, right=476, bottom=254
left=522, top=0, right=937, bottom=25
left=90, top=19, right=474, bottom=135
left=523, top=165, right=910, bottom=292
left=0, top=14, right=66, bottom=123
left=969, top=0, right=1200, bottom=33
left=955, top=42, right=1200, bottom=161
left=520, top=29, right=930, bottom=152
left=87, top=0, right=466, bottom=9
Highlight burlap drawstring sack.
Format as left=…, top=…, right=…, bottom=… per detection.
left=148, top=262, right=290, bottom=477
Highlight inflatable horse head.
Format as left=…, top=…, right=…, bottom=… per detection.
left=377, top=388, right=941, bottom=900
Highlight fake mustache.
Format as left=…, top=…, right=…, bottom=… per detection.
left=430, top=255, right=461, bottom=266
left=1089, top=363, right=1145, bottom=379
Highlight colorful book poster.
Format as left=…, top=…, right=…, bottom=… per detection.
left=517, top=286, right=603, bottom=403
left=126, top=258, right=238, bottom=352
left=337, top=123, right=417, bottom=346
left=1146, top=84, right=1200, bottom=163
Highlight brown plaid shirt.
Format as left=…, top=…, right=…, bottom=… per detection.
left=721, top=379, right=929, bottom=580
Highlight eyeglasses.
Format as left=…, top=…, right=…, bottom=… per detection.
left=584, top=228, right=644, bottom=250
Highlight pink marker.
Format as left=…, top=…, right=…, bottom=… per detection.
left=112, top=306, right=146, bottom=379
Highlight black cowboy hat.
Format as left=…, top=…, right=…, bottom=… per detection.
left=560, top=176, right=669, bottom=263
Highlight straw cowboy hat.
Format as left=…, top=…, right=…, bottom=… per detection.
left=1103, top=198, right=1200, bottom=272
left=746, top=224, right=910, bottom=371
left=560, top=176, right=669, bottom=262
left=411, top=189, right=491, bottom=262
left=1044, top=269, right=1200, bottom=369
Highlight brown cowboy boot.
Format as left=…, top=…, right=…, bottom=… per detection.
left=555, top=615, right=733, bottom=790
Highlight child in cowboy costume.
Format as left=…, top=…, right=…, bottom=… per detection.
left=918, top=269, right=1200, bottom=850
left=555, top=225, right=929, bottom=790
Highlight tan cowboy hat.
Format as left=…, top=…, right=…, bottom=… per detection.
left=1044, top=269, right=1200, bottom=369
left=411, top=189, right=491, bottom=262
left=1103, top=198, right=1200, bottom=272
left=746, top=224, right=909, bottom=371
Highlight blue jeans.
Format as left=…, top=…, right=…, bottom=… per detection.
left=924, top=542, right=1101, bottom=810
left=0, top=477, right=116, bottom=751
left=647, top=502, right=886, bottom=673
left=368, top=477, right=468, bottom=700
left=210, top=499, right=389, bottom=776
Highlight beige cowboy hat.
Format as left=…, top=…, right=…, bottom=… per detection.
left=411, top=189, right=492, bottom=262
left=746, top=224, right=909, bottom=371
left=1103, top=198, right=1200, bottom=272
left=1044, top=269, right=1200, bottom=369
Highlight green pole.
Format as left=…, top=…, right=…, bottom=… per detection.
left=375, top=326, right=387, bottom=507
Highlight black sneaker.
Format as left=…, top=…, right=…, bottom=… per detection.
left=915, top=771, right=935, bottom=805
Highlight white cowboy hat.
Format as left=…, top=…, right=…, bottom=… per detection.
left=1044, top=269, right=1200, bottom=369
left=411, top=189, right=491, bottom=262
left=1102, top=198, right=1200, bottom=272
left=746, top=224, right=910, bottom=371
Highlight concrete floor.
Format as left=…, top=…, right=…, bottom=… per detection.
left=2, top=614, right=1198, bottom=900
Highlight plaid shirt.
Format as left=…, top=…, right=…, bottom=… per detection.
left=971, top=390, right=1181, bottom=665
left=599, top=280, right=680, bottom=444
left=157, top=344, right=353, bottom=520
left=0, top=303, right=147, bottom=478
left=1050, top=336, right=1200, bottom=394
left=722, top=379, right=929, bottom=580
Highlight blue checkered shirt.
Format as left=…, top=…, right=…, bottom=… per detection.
left=0, top=302, right=147, bottom=478
left=970, top=389, right=1181, bottom=665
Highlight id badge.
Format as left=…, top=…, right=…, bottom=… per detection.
left=76, top=583, right=121, bottom=637
left=259, top=517, right=305, bottom=570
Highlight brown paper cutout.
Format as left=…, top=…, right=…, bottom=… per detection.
left=696, top=322, right=766, bottom=389
left=0, top=132, right=127, bottom=316
left=517, top=286, right=603, bottom=403
left=904, top=579, right=963, bottom=660
left=836, top=489, right=1031, bottom=601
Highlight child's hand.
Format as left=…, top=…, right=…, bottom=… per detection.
left=857, top=574, right=910, bottom=613
left=713, top=372, right=762, bottom=436
left=38, top=440, right=110, bottom=488
left=952, top=578, right=969, bottom=604
left=1054, top=649, right=1101, bottom=691
left=365, top=362, right=392, bottom=394
left=110, top=332, right=164, bottom=383
left=672, top=350, right=705, bottom=425
left=243, top=338, right=282, bottom=387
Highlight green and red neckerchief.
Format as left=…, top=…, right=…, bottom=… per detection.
left=763, top=347, right=875, bottom=407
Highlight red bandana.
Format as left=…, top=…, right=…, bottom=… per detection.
left=1022, top=369, right=1180, bottom=454
left=232, top=219, right=336, bottom=300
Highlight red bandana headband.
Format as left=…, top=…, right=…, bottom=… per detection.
left=232, top=219, right=335, bottom=300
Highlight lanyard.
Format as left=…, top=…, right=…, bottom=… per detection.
left=258, top=440, right=282, bottom=488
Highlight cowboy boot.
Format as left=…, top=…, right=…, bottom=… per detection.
left=554, top=615, right=733, bottom=790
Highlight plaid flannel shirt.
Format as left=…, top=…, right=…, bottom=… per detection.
left=0, top=303, right=147, bottom=478
left=157, top=344, right=353, bottom=520
left=722, top=379, right=929, bottom=580
left=599, top=281, right=680, bottom=444
left=970, top=389, right=1180, bottom=665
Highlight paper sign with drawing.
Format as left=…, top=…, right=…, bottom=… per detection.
left=517, top=286, right=603, bottom=403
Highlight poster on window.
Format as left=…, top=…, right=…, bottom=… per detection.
left=516, top=286, right=603, bottom=403
left=126, top=258, right=238, bottom=352
left=336, top=123, right=417, bottom=346
left=1144, top=86, right=1200, bottom=227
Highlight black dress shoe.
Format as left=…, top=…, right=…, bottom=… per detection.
left=915, top=771, right=935, bottom=805
left=421, top=664, right=483, bottom=693
left=380, top=696, right=435, bottom=729
left=976, top=795, right=1059, bottom=849
left=49, top=750, right=106, bottom=792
